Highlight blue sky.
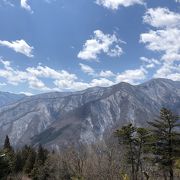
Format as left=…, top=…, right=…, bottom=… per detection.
left=0, top=0, right=179, bottom=95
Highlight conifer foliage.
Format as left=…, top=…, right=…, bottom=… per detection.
left=0, top=108, right=179, bottom=179
left=115, top=124, right=151, bottom=180
left=148, top=108, right=180, bottom=180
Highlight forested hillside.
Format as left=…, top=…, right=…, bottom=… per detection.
left=0, top=108, right=179, bottom=180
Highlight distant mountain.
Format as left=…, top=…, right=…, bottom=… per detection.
left=0, top=92, right=26, bottom=107
left=0, top=78, right=179, bottom=149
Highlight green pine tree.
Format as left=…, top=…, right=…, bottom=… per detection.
left=3, top=135, right=12, bottom=151
left=2, top=135, right=16, bottom=174
left=23, top=147, right=36, bottom=176
left=115, top=124, right=151, bottom=180
left=0, top=150, right=10, bottom=179
left=37, top=144, right=48, bottom=166
left=148, top=108, right=180, bottom=180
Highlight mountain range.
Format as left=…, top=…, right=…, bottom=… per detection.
left=0, top=92, right=25, bottom=107
left=0, top=78, right=179, bottom=150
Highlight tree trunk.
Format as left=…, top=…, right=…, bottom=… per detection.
left=130, top=142, right=135, bottom=180
left=169, top=166, right=173, bottom=180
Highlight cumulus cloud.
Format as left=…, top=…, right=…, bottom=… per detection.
left=20, top=0, right=33, bottom=13
left=26, top=66, right=77, bottom=82
left=140, top=57, right=161, bottom=69
left=54, top=80, right=89, bottom=91
left=140, top=7, right=180, bottom=81
left=0, top=39, right=34, bottom=57
left=141, top=8, right=180, bottom=63
left=1, top=0, right=14, bottom=7
left=99, top=70, right=115, bottom=77
left=79, top=63, right=115, bottom=78
left=78, top=62, right=146, bottom=85
left=90, top=78, right=114, bottom=87
left=79, top=63, right=95, bottom=75
left=0, top=57, right=149, bottom=92
left=143, top=7, right=180, bottom=28
left=140, top=28, right=180, bottom=62
left=115, top=67, right=147, bottom=84
left=0, top=58, right=89, bottom=91
left=0, top=59, right=48, bottom=90
left=154, top=62, right=180, bottom=81
left=96, top=0, right=145, bottom=10
left=78, top=30, right=124, bottom=61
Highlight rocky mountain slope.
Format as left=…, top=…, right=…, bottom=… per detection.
left=0, top=92, right=26, bottom=107
left=0, top=78, right=179, bottom=149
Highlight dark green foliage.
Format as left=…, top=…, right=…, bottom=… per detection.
left=37, top=144, right=48, bottom=165
left=23, top=147, right=36, bottom=175
left=0, top=108, right=179, bottom=180
left=2, top=135, right=17, bottom=174
left=3, top=135, right=12, bottom=151
left=0, top=137, right=51, bottom=180
left=14, top=150, right=24, bottom=172
left=115, top=124, right=151, bottom=180
left=0, top=151, right=10, bottom=179
left=31, top=144, right=49, bottom=179
left=148, top=108, right=180, bottom=180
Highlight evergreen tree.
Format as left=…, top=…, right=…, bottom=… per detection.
left=135, top=127, right=151, bottom=179
left=115, top=124, right=151, bottom=180
left=115, top=124, right=136, bottom=180
left=23, top=147, right=36, bottom=176
left=37, top=144, right=48, bottom=166
left=2, top=135, right=16, bottom=173
left=30, top=144, right=49, bottom=179
left=31, top=160, right=40, bottom=180
left=14, top=150, right=24, bottom=172
left=3, top=135, right=12, bottom=151
left=148, top=108, right=180, bottom=180
left=0, top=151, right=10, bottom=179
left=21, top=145, right=32, bottom=168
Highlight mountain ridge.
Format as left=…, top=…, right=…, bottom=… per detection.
left=0, top=91, right=26, bottom=108
left=0, top=78, right=179, bottom=149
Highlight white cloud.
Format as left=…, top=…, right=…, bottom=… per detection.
left=140, top=56, right=161, bottom=69
left=20, top=0, right=33, bottom=13
left=0, top=59, right=54, bottom=90
left=96, top=0, right=145, bottom=10
left=0, top=39, right=34, bottom=57
left=0, top=82, right=6, bottom=86
left=79, top=63, right=95, bottom=75
left=143, top=7, right=180, bottom=28
left=78, top=62, right=146, bottom=85
left=140, top=28, right=180, bottom=62
left=90, top=78, right=114, bottom=87
left=20, top=92, right=33, bottom=96
left=0, top=57, right=149, bottom=92
left=2, top=0, right=14, bottom=7
left=115, top=67, right=147, bottom=84
left=78, top=30, right=124, bottom=61
left=141, top=8, right=180, bottom=63
left=54, top=80, right=89, bottom=91
left=0, top=58, right=89, bottom=91
left=26, top=66, right=77, bottom=81
left=154, top=62, right=180, bottom=81
left=0, top=60, right=48, bottom=90
left=99, top=70, right=115, bottom=77
left=140, top=7, right=180, bottom=81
